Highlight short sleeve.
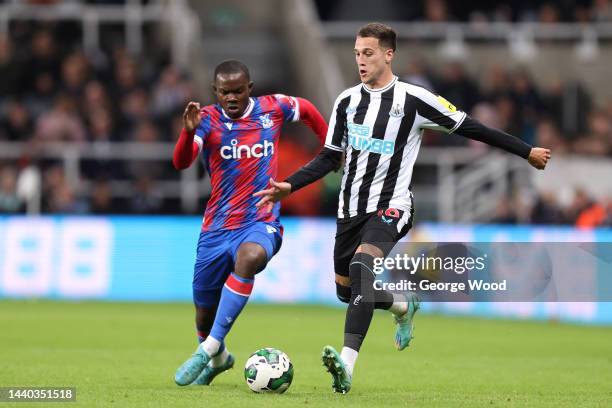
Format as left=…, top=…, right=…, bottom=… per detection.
left=413, top=88, right=467, bottom=133
left=324, top=93, right=351, bottom=152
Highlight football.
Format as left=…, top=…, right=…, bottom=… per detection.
left=244, top=348, right=294, bottom=393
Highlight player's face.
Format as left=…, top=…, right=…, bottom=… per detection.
left=354, top=36, right=394, bottom=86
left=213, top=72, right=253, bottom=119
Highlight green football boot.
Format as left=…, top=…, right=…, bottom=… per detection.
left=192, top=353, right=235, bottom=385
left=394, top=292, right=421, bottom=351
left=174, top=348, right=211, bottom=386
left=321, top=345, right=352, bottom=394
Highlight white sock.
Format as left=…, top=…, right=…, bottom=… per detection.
left=389, top=298, right=408, bottom=316
left=340, top=347, right=358, bottom=377
left=199, top=336, right=221, bottom=356
left=210, top=347, right=230, bottom=368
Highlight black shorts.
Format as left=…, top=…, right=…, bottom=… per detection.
left=334, top=207, right=414, bottom=277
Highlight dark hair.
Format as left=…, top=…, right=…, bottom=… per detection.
left=213, top=60, right=250, bottom=81
left=357, top=22, right=397, bottom=51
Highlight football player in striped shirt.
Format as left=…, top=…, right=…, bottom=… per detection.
left=255, top=23, right=551, bottom=393
left=172, top=60, right=327, bottom=386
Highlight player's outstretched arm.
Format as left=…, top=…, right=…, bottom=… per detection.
left=254, top=178, right=292, bottom=213
left=172, top=101, right=201, bottom=170
left=254, top=147, right=343, bottom=212
left=296, top=97, right=328, bottom=144
left=455, top=116, right=551, bottom=170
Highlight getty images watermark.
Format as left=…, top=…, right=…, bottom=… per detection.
left=367, top=241, right=612, bottom=302
left=371, top=252, right=509, bottom=293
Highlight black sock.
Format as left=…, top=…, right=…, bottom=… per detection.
left=344, top=253, right=377, bottom=352
left=337, top=279, right=392, bottom=310
left=374, top=289, right=394, bottom=310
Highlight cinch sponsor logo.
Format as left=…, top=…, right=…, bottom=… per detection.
left=348, top=123, right=394, bottom=155
left=220, top=139, right=274, bottom=159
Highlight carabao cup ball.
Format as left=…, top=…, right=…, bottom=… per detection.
left=244, top=348, right=293, bottom=393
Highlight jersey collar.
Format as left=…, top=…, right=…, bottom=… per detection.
left=362, top=76, right=397, bottom=93
left=220, top=97, right=254, bottom=120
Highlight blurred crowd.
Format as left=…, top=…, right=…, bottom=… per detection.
left=316, top=0, right=612, bottom=23
left=401, top=60, right=611, bottom=156
left=0, top=12, right=611, bottom=227
left=0, top=22, right=195, bottom=214
left=398, top=60, right=612, bottom=228
left=492, top=188, right=612, bottom=228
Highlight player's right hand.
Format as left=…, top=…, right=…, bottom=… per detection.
left=183, top=101, right=201, bottom=133
left=253, top=178, right=292, bottom=213
left=528, top=147, right=551, bottom=170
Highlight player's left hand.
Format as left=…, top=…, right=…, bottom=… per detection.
left=528, top=147, right=551, bottom=170
left=183, top=101, right=201, bottom=133
left=253, top=178, right=292, bottom=213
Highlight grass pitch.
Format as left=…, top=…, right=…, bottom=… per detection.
left=1, top=301, right=611, bottom=407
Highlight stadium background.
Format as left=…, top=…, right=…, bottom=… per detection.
left=0, top=1, right=611, bottom=406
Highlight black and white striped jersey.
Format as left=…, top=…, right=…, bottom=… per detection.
left=324, top=76, right=466, bottom=219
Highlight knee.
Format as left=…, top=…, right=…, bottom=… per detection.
left=349, top=252, right=376, bottom=282
left=336, top=282, right=350, bottom=303
left=349, top=252, right=376, bottom=295
left=235, top=246, right=267, bottom=278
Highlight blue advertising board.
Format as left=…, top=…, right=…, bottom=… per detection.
left=0, top=216, right=610, bottom=324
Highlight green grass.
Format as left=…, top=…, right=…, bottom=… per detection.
left=1, top=301, right=611, bottom=407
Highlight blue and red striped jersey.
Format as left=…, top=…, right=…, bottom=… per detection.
left=193, top=94, right=300, bottom=231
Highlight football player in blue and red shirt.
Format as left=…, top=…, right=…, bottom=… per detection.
left=172, top=60, right=327, bottom=386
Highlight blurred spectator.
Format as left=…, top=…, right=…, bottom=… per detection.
left=61, top=51, right=91, bottom=99
left=592, top=0, right=612, bottom=22
left=81, top=107, right=124, bottom=179
left=541, top=81, right=591, bottom=137
left=493, top=96, right=521, bottom=137
left=42, top=165, right=87, bottom=214
left=481, top=65, right=510, bottom=101
left=25, top=71, right=57, bottom=117
left=126, top=120, right=165, bottom=180
left=83, top=80, right=113, bottom=115
left=22, top=30, right=60, bottom=96
left=434, top=62, right=479, bottom=114
left=35, top=94, right=86, bottom=142
left=535, top=119, right=568, bottom=154
left=0, top=35, right=21, bottom=98
left=424, top=0, right=451, bottom=22
left=572, top=110, right=611, bottom=156
left=46, top=182, right=87, bottom=214
left=400, top=58, right=435, bottom=90
left=120, top=88, right=150, bottom=134
left=0, top=166, right=22, bottom=213
left=130, top=176, right=164, bottom=214
left=511, top=69, right=541, bottom=145
left=576, top=200, right=607, bottom=228
left=538, top=3, right=561, bottom=23
left=89, top=179, right=120, bottom=214
left=471, top=102, right=501, bottom=129
left=565, top=188, right=594, bottom=224
left=604, top=198, right=612, bottom=226
left=530, top=191, right=564, bottom=224
left=113, top=54, right=140, bottom=98
left=1, top=100, right=34, bottom=141
left=151, top=65, right=192, bottom=121
left=87, top=108, right=115, bottom=142
left=491, top=199, right=518, bottom=224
